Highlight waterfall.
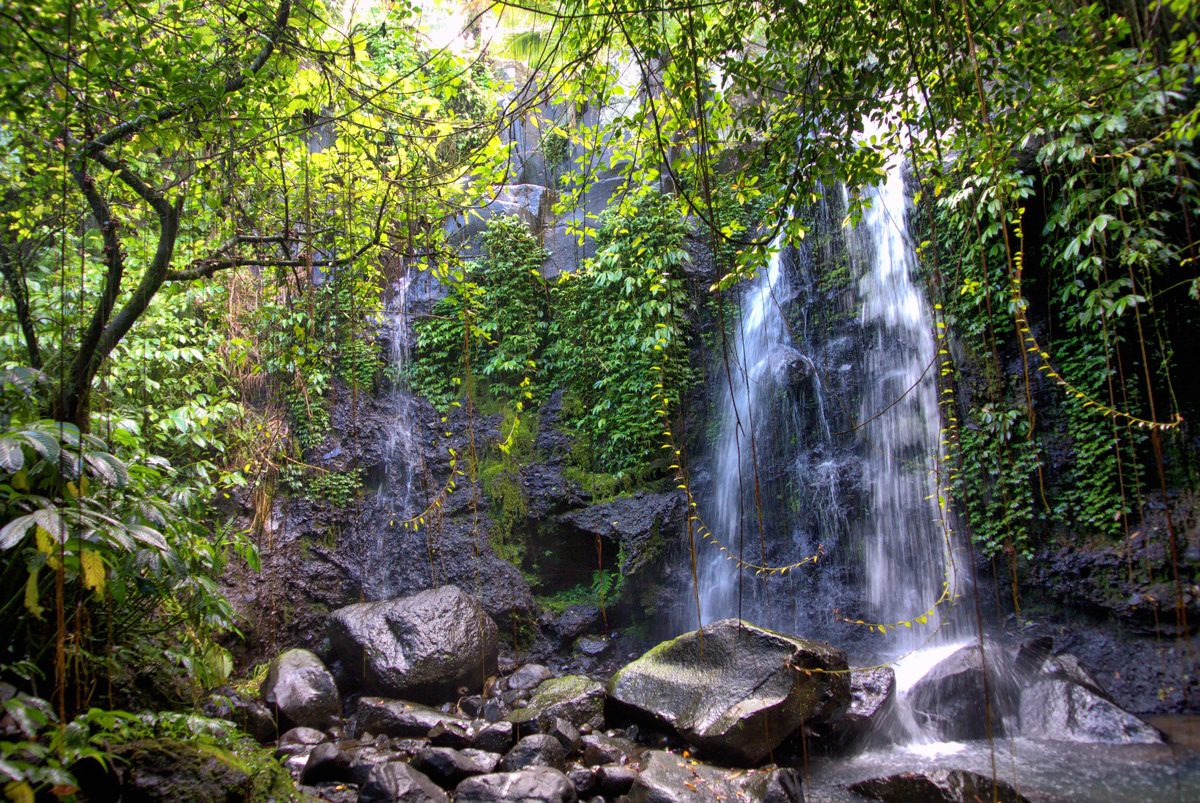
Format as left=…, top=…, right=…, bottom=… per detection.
left=693, top=153, right=964, bottom=653
left=849, top=161, right=964, bottom=652
left=697, top=240, right=796, bottom=624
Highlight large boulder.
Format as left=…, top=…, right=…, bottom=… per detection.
left=506, top=675, right=607, bottom=733
left=1019, top=679, right=1161, bottom=744
left=329, top=586, right=499, bottom=702
left=629, top=750, right=804, bottom=803
left=907, top=642, right=1018, bottom=741
left=260, top=648, right=341, bottom=730
left=454, top=766, right=578, bottom=802
left=608, top=619, right=850, bottom=765
left=849, top=769, right=1029, bottom=802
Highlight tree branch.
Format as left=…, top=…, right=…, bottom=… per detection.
left=0, top=240, right=42, bottom=369
left=81, top=0, right=294, bottom=157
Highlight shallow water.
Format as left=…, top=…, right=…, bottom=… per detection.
left=804, top=735, right=1200, bottom=802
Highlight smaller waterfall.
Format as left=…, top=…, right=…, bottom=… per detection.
left=698, top=243, right=797, bottom=623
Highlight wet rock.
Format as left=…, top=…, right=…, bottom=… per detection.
left=352, top=697, right=469, bottom=739
left=580, top=733, right=639, bottom=766
left=595, top=764, right=637, bottom=796
left=501, top=734, right=568, bottom=771
left=1013, top=636, right=1054, bottom=679
left=567, top=763, right=599, bottom=797
left=556, top=493, right=683, bottom=578
left=455, top=766, right=578, bottom=802
left=428, top=720, right=473, bottom=749
left=834, top=666, right=895, bottom=745
left=1039, top=654, right=1112, bottom=702
left=481, top=697, right=509, bottom=723
left=908, top=643, right=1019, bottom=741
left=329, top=586, right=499, bottom=702
left=261, top=648, right=342, bottom=731
left=202, top=687, right=277, bottom=742
left=359, top=761, right=449, bottom=803
left=575, top=636, right=610, bottom=657
left=472, top=720, right=516, bottom=754
left=1019, top=679, right=1161, bottom=744
left=544, top=716, right=581, bottom=752
left=628, top=750, right=801, bottom=802
left=276, top=726, right=329, bottom=758
left=554, top=606, right=603, bottom=642
left=608, top=619, right=850, bottom=764
left=458, top=695, right=484, bottom=718
left=300, top=742, right=353, bottom=785
left=348, top=744, right=410, bottom=785
left=848, top=769, right=1029, bottom=802
left=412, top=747, right=502, bottom=788
left=507, top=675, right=607, bottom=732
left=508, top=664, right=554, bottom=692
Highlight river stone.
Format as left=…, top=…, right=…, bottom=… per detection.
left=454, top=765, right=578, bottom=802
left=628, top=750, right=803, bottom=802
left=507, top=664, right=554, bottom=691
left=412, top=747, right=502, bottom=787
left=1019, top=678, right=1161, bottom=743
left=506, top=675, right=606, bottom=732
left=352, top=697, right=469, bottom=739
left=329, top=586, right=499, bottom=702
left=849, top=769, right=1029, bottom=802
left=907, top=642, right=1019, bottom=741
left=500, top=734, right=568, bottom=772
left=359, top=761, right=449, bottom=803
left=300, top=741, right=353, bottom=785
left=260, top=648, right=341, bottom=730
left=608, top=619, right=850, bottom=765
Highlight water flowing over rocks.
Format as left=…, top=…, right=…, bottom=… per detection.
left=260, top=648, right=342, bottom=730
left=329, top=586, right=498, bottom=702
left=907, top=642, right=1020, bottom=740
left=607, top=619, right=850, bottom=764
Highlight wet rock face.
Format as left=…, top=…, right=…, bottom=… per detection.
left=1019, top=678, right=1162, bottom=744
left=329, top=586, right=499, bottom=702
left=848, top=768, right=1030, bottom=803
left=629, top=750, right=804, bottom=803
left=260, top=648, right=341, bottom=730
left=908, top=643, right=1019, bottom=741
left=608, top=619, right=850, bottom=765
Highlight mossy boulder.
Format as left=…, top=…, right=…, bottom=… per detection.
left=608, top=619, right=849, bottom=765
left=111, top=737, right=296, bottom=802
left=506, top=675, right=606, bottom=732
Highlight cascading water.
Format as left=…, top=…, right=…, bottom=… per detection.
left=848, top=161, right=965, bottom=653
left=692, top=148, right=968, bottom=740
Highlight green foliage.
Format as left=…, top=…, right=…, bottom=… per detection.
left=411, top=216, right=549, bottom=409
left=479, top=408, right=537, bottom=567
left=546, top=191, right=695, bottom=477
left=955, top=407, right=1042, bottom=559
left=0, top=404, right=248, bottom=714
left=0, top=699, right=296, bottom=801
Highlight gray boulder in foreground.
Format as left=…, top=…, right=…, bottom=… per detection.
left=608, top=619, right=850, bottom=765
left=329, top=585, right=498, bottom=702
left=260, top=648, right=341, bottom=730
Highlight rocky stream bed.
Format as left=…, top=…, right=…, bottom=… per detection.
left=93, top=584, right=1199, bottom=802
